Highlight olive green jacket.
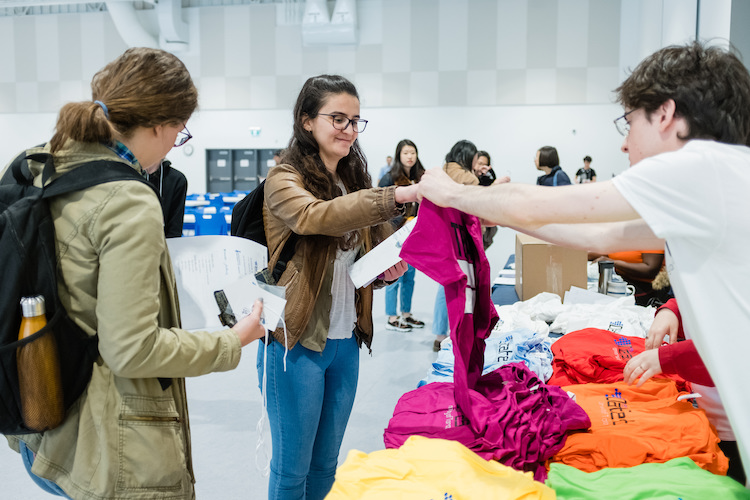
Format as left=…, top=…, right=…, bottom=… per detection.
left=263, top=164, right=402, bottom=352
left=3, top=141, right=241, bottom=499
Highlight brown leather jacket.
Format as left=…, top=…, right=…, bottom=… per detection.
left=263, top=164, right=402, bottom=352
left=444, top=161, right=479, bottom=186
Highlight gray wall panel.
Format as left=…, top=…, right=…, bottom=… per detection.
left=382, top=71, right=410, bottom=107
left=249, top=5, right=276, bottom=76
left=200, top=7, right=225, bottom=78
left=355, top=44, right=383, bottom=73
left=526, top=0, right=557, bottom=69
left=438, top=70, right=467, bottom=106
left=496, top=68, right=526, bottom=104
left=411, top=0, right=439, bottom=71
left=588, top=0, right=620, bottom=66
left=0, top=83, right=16, bottom=112
left=556, top=67, right=587, bottom=103
left=14, top=17, right=37, bottom=82
left=468, top=0, right=498, bottom=71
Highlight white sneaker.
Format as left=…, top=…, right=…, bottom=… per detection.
left=385, top=317, right=413, bottom=332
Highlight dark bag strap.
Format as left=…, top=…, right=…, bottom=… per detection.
left=3, top=151, right=157, bottom=198
left=231, top=179, right=299, bottom=277
left=6, top=152, right=168, bottom=389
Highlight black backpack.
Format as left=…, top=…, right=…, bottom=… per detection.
left=230, top=179, right=299, bottom=284
left=0, top=151, right=157, bottom=434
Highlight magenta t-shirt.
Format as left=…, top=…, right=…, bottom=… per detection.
left=399, top=200, right=498, bottom=432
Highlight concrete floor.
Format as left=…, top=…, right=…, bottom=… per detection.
left=0, top=232, right=514, bottom=499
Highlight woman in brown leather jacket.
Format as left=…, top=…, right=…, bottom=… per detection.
left=259, top=74, right=418, bottom=500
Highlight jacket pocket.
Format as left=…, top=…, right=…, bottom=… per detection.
left=117, top=394, right=186, bottom=493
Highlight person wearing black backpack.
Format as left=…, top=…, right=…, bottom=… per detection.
left=257, top=75, right=417, bottom=500
left=0, top=48, right=266, bottom=500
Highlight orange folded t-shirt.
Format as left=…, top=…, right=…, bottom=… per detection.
left=551, top=379, right=727, bottom=475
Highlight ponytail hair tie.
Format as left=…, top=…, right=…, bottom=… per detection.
left=94, top=100, right=109, bottom=119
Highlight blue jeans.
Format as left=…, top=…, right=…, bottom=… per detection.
left=432, top=286, right=448, bottom=337
left=20, top=442, right=71, bottom=498
left=384, top=264, right=416, bottom=316
left=257, top=335, right=359, bottom=500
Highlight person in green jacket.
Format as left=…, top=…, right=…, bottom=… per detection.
left=2, top=47, right=266, bottom=500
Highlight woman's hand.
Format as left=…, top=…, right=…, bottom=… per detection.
left=645, top=307, right=679, bottom=350
left=492, top=176, right=511, bottom=185
left=623, top=349, right=663, bottom=386
left=394, top=184, right=419, bottom=204
left=232, top=299, right=266, bottom=347
left=383, top=260, right=408, bottom=282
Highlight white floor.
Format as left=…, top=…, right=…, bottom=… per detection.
left=0, top=233, right=515, bottom=499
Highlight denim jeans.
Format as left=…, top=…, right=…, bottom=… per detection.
left=19, top=441, right=71, bottom=498
left=432, top=285, right=449, bottom=337
left=384, top=264, right=416, bottom=316
left=257, top=335, right=359, bottom=500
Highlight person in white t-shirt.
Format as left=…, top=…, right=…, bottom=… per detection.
left=417, top=41, right=750, bottom=484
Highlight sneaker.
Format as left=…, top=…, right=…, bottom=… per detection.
left=385, top=317, right=413, bottom=332
left=402, top=315, right=425, bottom=329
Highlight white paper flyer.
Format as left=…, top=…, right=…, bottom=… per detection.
left=349, top=217, right=417, bottom=289
left=167, top=235, right=268, bottom=330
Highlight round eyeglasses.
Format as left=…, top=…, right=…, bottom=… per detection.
left=318, top=113, right=368, bottom=133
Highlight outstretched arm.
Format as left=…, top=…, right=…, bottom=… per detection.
left=508, top=219, right=663, bottom=255
left=418, top=167, right=641, bottom=230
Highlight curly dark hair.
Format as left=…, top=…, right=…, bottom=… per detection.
left=615, top=41, right=750, bottom=146
left=282, top=74, right=388, bottom=250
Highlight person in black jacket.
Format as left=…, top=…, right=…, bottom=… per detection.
left=147, top=159, right=188, bottom=237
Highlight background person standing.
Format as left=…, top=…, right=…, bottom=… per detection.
left=575, top=155, right=597, bottom=183
left=379, top=139, right=426, bottom=332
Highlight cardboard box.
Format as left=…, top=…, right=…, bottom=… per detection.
left=514, top=233, right=587, bottom=301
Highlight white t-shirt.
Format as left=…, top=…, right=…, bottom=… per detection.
left=328, top=247, right=357, bottom=340
left=613, top=140, right=750, bottom=458
left=328, top=180, right=357, bottom=340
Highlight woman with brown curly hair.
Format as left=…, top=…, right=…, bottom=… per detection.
left=259, top=74, right=417, bottom=500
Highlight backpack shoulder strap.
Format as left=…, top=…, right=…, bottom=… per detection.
left=29, top=154, right=158, bottom=199
left=1, top=148, right=44, bottom=186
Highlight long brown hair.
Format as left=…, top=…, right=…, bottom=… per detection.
left=282, top=74, right=388, bottom=250
left=49, top=47, right=198, bottom=152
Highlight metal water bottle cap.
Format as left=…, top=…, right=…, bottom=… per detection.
left=20, top=295, right=46, bottom=317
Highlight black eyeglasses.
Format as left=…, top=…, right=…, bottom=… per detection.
left=613, top=109, right=636, bottom=136
left=318, top=113, right=368, bottom=133
left=175, top=125, right=192, bottom=147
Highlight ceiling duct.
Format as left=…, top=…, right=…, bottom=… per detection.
left=301, top=0, right=357, bottom=46
left=104, top=0, right=188, bottom=52
left=105, top=0, right=158, bottom=48
left=157, top=0, right=189, bottom=52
